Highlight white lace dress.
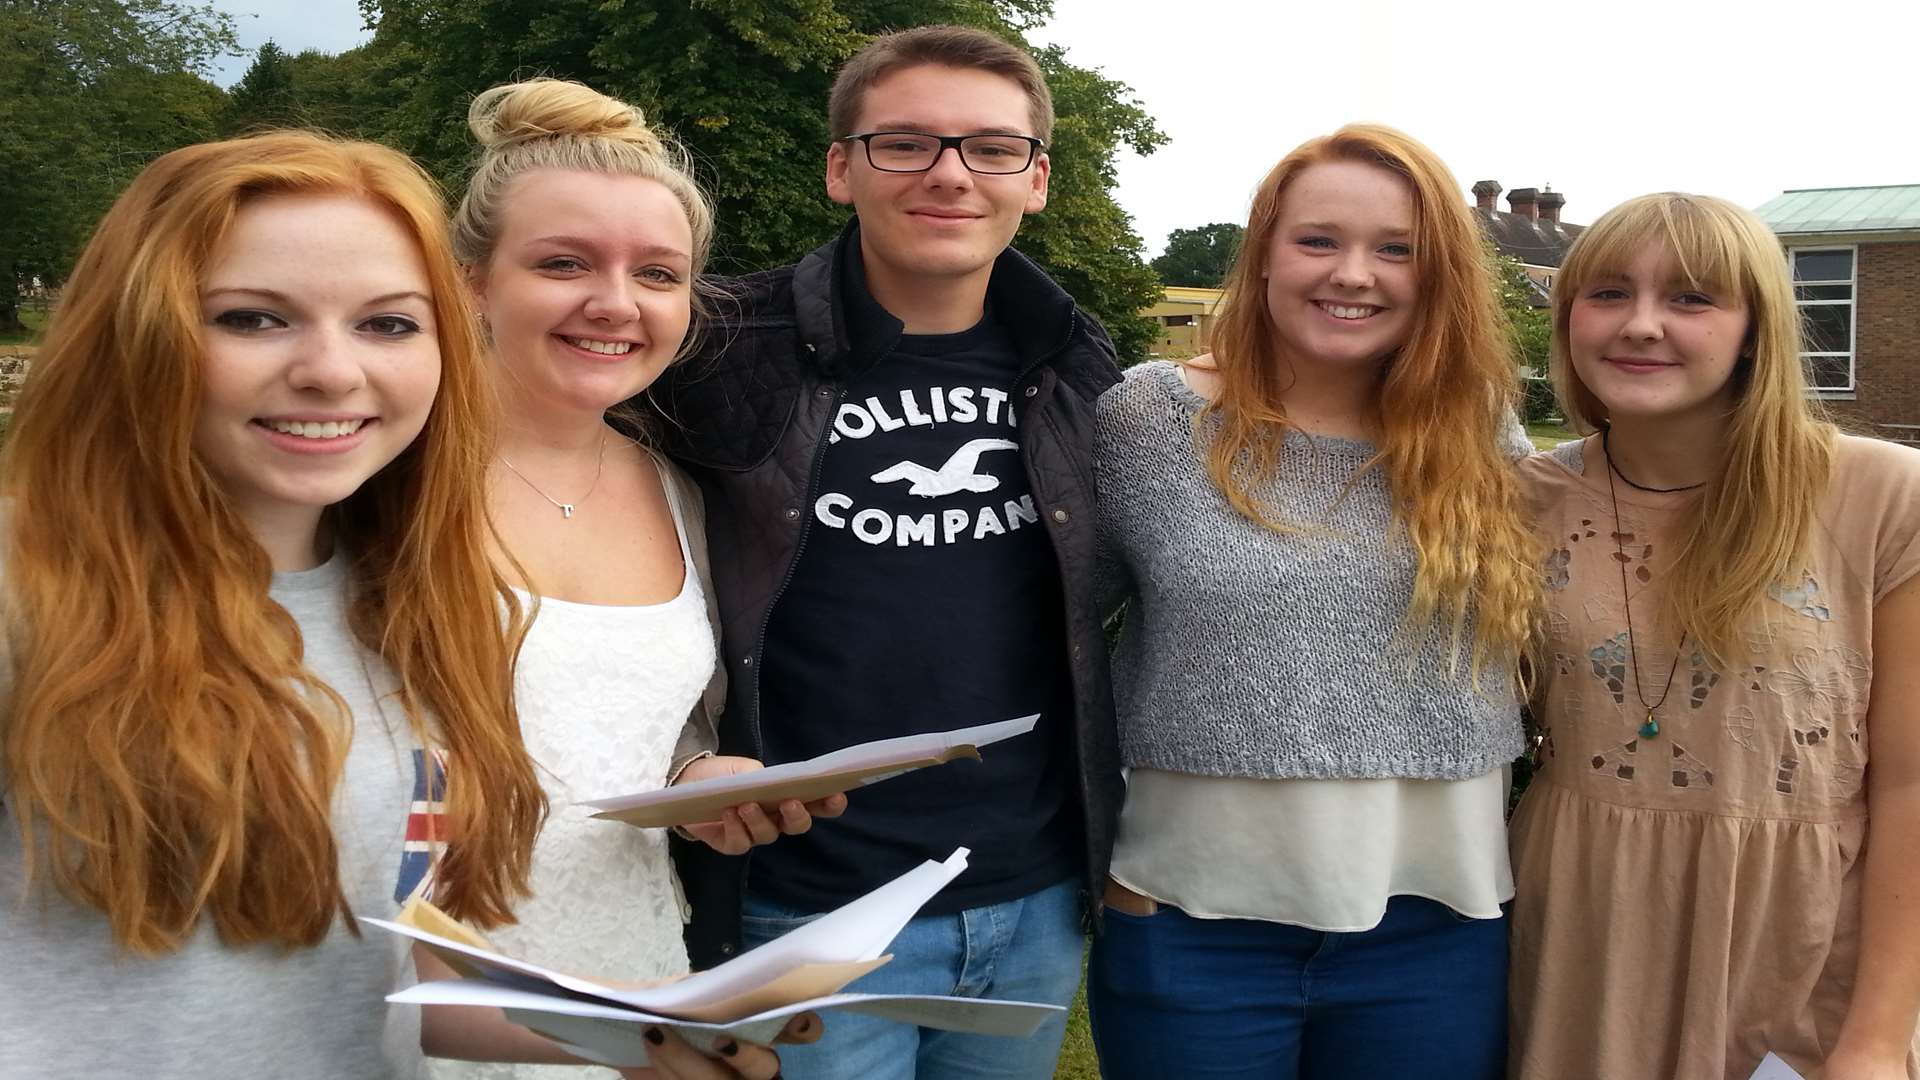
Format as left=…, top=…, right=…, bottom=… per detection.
left=426, top=469, right=716, bottom=1079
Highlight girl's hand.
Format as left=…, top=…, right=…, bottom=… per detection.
left=616, top=1013, right=822, bottom=1079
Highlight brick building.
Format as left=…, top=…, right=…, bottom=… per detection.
left=1470, top=181, right=1584, bottom=306
left=1755, top=185, right=1920, bottom=446
left=1142, top=285, right=1225, bottom=356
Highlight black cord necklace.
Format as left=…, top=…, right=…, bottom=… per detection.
left=1602, top=426, right=1706, bottom=494
left=1602, top=436, right=1687, bottom=739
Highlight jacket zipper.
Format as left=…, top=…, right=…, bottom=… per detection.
left=728, top=371, right=844, bottom=946
left=747, top=378, right=846, bottom=759
left=1014, top=309, right=1106, bottom=928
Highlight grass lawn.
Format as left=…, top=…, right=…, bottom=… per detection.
left=1054, top=976, right=1099, bottom=1079
left=1525, top=420, right=1578, bottom=450
left=0, top=304, right=49, bottom=347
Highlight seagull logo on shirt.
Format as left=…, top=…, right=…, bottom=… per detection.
left=870, top=438, right=1020, bottom=498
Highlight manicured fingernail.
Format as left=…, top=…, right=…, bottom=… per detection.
left=644, top=1027, right=665, bottom=1046
left=715, top=1038, right=739, bottom=1056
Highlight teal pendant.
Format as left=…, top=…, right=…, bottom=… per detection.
left=1639, top=712, right=1661, bottom=739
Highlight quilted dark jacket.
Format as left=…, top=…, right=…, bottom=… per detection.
left=645, top=221, right=1126, bottom=969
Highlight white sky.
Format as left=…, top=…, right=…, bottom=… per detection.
left=210, top=0, right=1920, bottom=256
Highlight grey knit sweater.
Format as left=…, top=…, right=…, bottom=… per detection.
left=1093, top=361, right=1524, bottom=780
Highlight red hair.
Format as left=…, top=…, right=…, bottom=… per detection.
left=3, top=131, right=544, bottom=953
left=1203, top=123, right=1540, bottom=669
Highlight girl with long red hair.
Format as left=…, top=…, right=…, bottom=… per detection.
left=1087, top=124, right=1538, bottom=1079
left=0, top=131, right=794, bottom=1080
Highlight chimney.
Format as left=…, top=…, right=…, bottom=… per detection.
left=1538, top=190, right=1566, bottom=224
left=1508, top=187, right=1539, bottom=222
left=1471, top=180, right=1502, bottom=213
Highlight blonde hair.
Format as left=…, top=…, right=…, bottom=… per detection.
left=2, top=131, right=545, bottom=954
left=454, top=78, right=714, bottom=281
left=1549, top=193, right=1834, bottom=664
left=1203, top=123, right=1540, bottom=673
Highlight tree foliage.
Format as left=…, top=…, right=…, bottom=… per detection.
left=0, top=0, right=235, bottom=330
left=1150, top=222, right=1242, bottom=288
left=1490, top=251, right=1557, bottom=422
left=225, top=41, right=296, bottom=129
left=1493, top=252, right=1552, bottom=372
left=7, top=0, right=1167, bottom=359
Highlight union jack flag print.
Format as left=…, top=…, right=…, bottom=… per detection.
left=394, top=748, right=450, bottom=904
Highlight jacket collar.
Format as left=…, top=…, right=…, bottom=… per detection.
left=792, top=218, right=1081, bottom=379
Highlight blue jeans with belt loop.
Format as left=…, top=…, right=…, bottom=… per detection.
left=739, top=877, right=1084, bottom=1080
left=1088, top=894, right=1508, bottom=1080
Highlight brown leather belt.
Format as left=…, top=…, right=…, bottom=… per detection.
left=1102, top=877, right=1160, bottom=917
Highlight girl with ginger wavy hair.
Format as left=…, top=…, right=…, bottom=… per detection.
left=1509, top=193, right=1920, bottom=1080
left=1087, top=124, right=1538, bottom=1080
left=0, top=131, right=793, bottom=1080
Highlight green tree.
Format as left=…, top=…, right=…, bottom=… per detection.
left=1491, top=251, right=1556, bottom=422
left=352, top=0, right=1164, bottom=358
left=225, top=41, right=297, bottom=131
left=1493, top=253, right=1552, bottom=373
left=1150, top=222, right=1242, bottom=288
left=0, top=0, right=236, bottom=331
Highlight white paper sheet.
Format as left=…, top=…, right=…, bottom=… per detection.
left=1748, top=1053, right=1807, bottom=1080
left=577, top=715, right=1039, bottom=827
left=391, top=980, right=1059, bottom=1047
left=369, top=847, right=1063, bottom=1067
left=366, top=849, right=971, bottom=1015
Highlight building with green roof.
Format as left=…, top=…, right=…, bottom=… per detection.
left=1755, top=184, right=1920, bottom=445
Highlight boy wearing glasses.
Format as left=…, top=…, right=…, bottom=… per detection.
left=648, top=24, right=1123, bottom=1080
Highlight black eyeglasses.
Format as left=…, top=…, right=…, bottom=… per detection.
left=841, top=132, right=1045, bottom=175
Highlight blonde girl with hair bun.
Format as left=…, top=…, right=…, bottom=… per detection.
left=426, top=78, right=830, bottom=1080
left=1508, top=192, right=1920, bottom=1079
left=1087, top=124, right=1538, bottom=1080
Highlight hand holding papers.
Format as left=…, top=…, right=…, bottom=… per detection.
left=581, top=715, right=1040, bottom=830
left=671, top=755, right=849, bottom=856
left=367, top=848, right=1063, bottom=1068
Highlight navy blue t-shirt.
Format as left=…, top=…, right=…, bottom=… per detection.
left=748, top=253, right=1079, bottom=915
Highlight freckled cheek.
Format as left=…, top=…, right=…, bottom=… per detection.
left=381, top=353, right=443, bottom=422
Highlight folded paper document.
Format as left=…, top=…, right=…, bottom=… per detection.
left=1748, top=1054, right=1806, bottom=1080
left=579, top=714, right=1040, bottom=828
left=365, top=848, right=1062, bottom=1067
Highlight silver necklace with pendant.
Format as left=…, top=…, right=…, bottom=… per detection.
left=497, top=429, right=607, bottom=520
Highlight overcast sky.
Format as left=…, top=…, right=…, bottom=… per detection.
left=209, top=0, right=1919, bottom=256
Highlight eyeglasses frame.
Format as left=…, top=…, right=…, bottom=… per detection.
left=839, top=131, right=1047, bottom=175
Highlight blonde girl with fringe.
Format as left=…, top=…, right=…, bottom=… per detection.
left=1086, top=125, right=1538, bottom=1080
left=1507, top=193, right=1920, bottom=1079
left=0, top=131, right=792, bottom=1080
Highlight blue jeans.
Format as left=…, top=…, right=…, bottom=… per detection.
left=1088, top=895, right=1507, bottom=1080
left=739, top=878, right=1084, bottom=1080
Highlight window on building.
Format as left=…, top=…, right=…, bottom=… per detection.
left=1163, top=314, right=1194, bottom=326
left=1790, top=247, right=1855, bottom=392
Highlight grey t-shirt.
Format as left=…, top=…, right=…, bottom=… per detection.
left=0, top=555, right=424, bottom=1079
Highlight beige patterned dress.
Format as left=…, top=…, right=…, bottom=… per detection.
left=1509, top=434, right=1920, bottom=1080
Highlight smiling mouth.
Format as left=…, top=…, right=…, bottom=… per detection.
left=560, top=335, right=636, bottom=356
left=1315, top=301, right=1382, bottom=321
left=258, top=418, right=368, bottom=439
